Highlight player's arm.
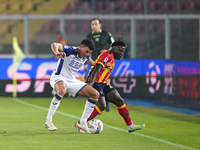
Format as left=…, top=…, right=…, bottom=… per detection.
left=100, top=47, right=112, bottom=53
left=87, top=64, right=103, bottom=86
left=106, top=78, right=111, bottom=84
left=86, top=57, right=96, bottom=66
left=108, top=32, right=115, bottom=44
left=51, top=43, right=66, bottom=59
left=100, top=32, right=114, bottom=53
left=104, top=32, right=115, bottom=52
left=100, top=49, right=108, bottom=53
left=87, top=52, right=109, bottom=86
left=103, top=32, right=114, bottom=85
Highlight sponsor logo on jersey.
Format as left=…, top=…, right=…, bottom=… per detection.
left=103, top=57, right=108, bottom=64
left=64, top=45, right=70, bottom=49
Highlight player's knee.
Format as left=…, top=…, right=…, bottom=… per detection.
left=55, top=81, right=66, bottom=97
left=90, top=90, right=100, bottom=100
left=98, top=103, right=106, bottom=111
left=56, top=89, right=66, bottom=97
left=115, top=98, right=124, bottom=106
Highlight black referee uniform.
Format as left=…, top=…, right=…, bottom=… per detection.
left=86, top=29, right=114, bottom=60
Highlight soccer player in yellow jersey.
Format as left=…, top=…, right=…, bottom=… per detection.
left=85, top=41, right=145, bottom=133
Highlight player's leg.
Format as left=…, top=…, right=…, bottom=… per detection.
left=87, top=96, right=106, bottom=121
left=45, top=78, right=67, bottom=131
left=78, top=85, right=99, bottom=123
left=105, top=101, right=110, bottom=112
left=78, top=84, right=99, bottom=100
left=45, top=93, right=62, bottom=131
left=105, top=78, right=111, bottom=112
left=86, top=82, right=107, bottom=121
left=106, top=89, right=145, bottom=133
left=75, top=84, right=99, bottom=133
left=106, top=90, right=133, bottom=125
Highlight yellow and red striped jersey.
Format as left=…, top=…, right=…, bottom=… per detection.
left=86, top=51, right=115, bottom=83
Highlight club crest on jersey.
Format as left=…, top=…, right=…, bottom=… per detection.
left=64, top=45, right=70, bottom=49
left=95, top=38, right=99, bottom=42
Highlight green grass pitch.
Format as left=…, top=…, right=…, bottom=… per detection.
left=0, top=97, right=199, bottom=150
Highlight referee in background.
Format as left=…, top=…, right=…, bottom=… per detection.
left=86, top=18, right=114, bottom=112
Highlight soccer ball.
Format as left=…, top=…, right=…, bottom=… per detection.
left=87, top=119, right=103, bottom=134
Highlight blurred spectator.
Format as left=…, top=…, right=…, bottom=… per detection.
left=56, top=32, right=67, bottom=45
left=55, top=32, right=67, bottom=59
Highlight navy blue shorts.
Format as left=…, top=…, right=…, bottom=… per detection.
left=93, top=82, right=115, bottom=97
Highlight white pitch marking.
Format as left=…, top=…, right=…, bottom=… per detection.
left=13, top=98, right=198, bottom=150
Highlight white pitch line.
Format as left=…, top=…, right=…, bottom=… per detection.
left=13, top=98, right=198, bottom=150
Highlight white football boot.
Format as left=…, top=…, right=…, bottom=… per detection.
left=45, top=120, right=57, bottom=131
left=75, top=121, right=91, bottom=133
left=74, top=122, right=85, bottom=133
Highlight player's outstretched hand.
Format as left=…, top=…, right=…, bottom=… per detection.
left=56, top=52, right=66, bottom=59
